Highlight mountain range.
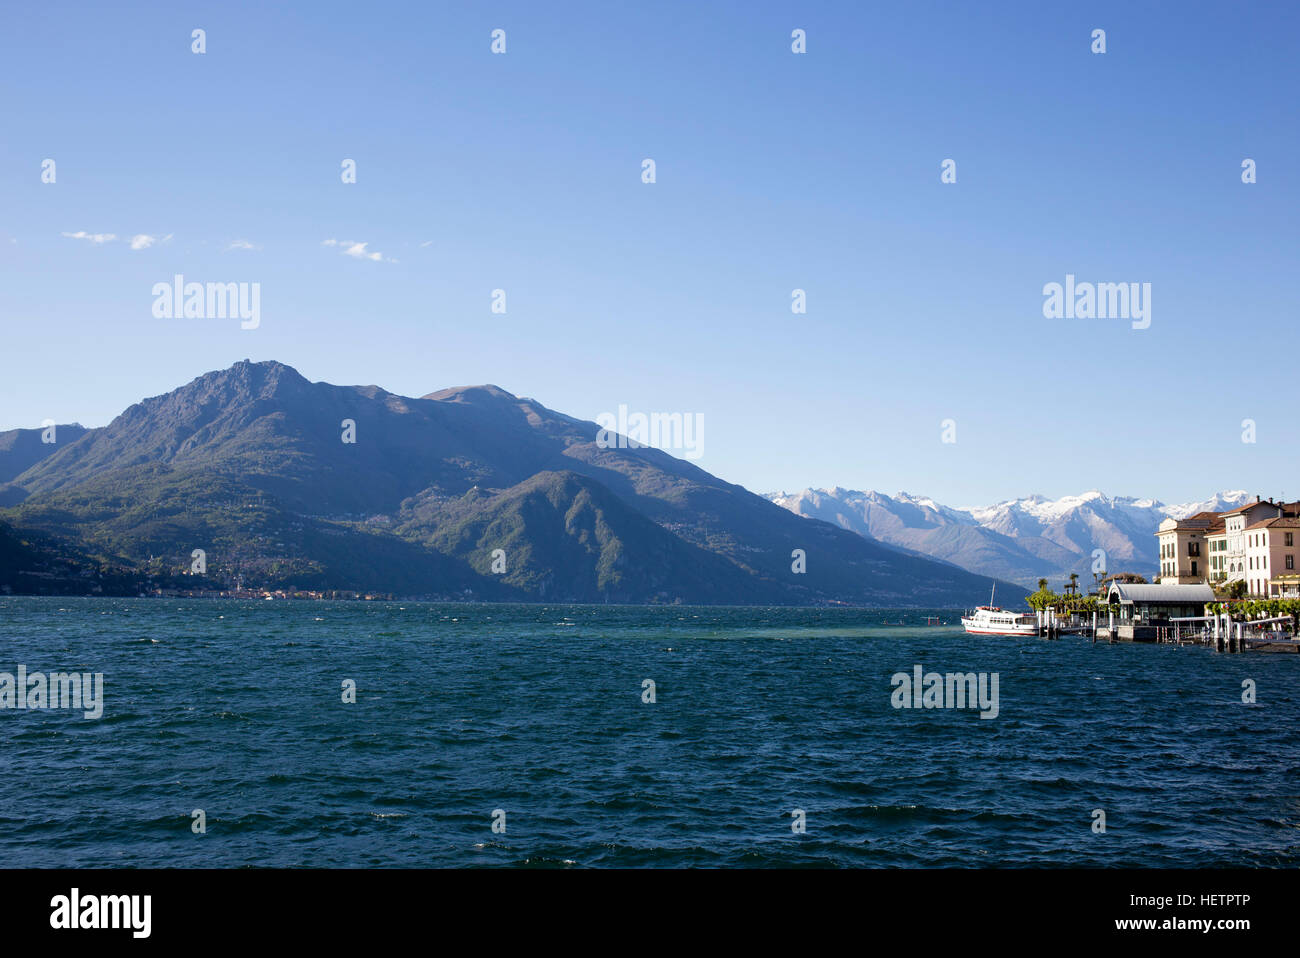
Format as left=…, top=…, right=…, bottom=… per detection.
left=765, top=487, right=1252, bottom=589
left=0, top=360, right=1019, bottom=606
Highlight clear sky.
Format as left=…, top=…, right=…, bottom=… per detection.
left=2, top=1, right=1297, bottom=507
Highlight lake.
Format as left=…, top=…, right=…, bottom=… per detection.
left=1, top=597, right=1296, bottom=867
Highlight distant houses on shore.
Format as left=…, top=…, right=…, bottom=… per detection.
left=1156, top=494, right=1300, bottom=598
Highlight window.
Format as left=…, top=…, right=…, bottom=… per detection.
left=1288, top=555, right=1295, bottom=571
left=1287, top=533, right=1294, bottom=547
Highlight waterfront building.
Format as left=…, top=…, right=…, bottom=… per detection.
left=1268, top=573, right=1300, bottom=598
left=1103, top=582, right=1216, bottom=641
left=1207, top=524, right=1229, bottom=583
left=1156, top=512, right=1217, bottom=584
left=1158, top=496, right=1300, bottom=592
left=1244, top=516, right=1300, bottom=597
left=1216, top=497, right=1291, bottom=590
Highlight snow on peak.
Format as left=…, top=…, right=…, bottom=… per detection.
left=1162, top=489, right=1250, bottom=520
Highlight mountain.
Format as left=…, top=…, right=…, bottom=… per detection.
left=1161, top=491, right=1256, bottom=520
left=0, top=519, right=145, bottom=596
left=0, top=361, right=1019, bottom=606
left=767, top=487, right=1252, bottom=589
left=0, top=424, right=88, bottom=503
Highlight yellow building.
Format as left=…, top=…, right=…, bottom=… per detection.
left=1155, top=512, right=1217, bottom=584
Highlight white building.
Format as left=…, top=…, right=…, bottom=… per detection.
left=1201, top=496, right=1292, bottom=589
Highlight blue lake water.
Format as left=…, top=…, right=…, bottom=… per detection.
left=1, top=597, right=1296, bottom=867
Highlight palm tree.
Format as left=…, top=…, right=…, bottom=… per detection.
left=1025, top=580, right=1062, bottom=613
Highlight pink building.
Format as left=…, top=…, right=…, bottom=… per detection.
left=1243, top=516, right=1300, bottom=597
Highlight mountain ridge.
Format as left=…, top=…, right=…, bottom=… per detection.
left=767, top=487, right=1252, bottom=588
left=1, top=361, right=1020, bottom=606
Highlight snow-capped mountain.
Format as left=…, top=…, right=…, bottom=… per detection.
left=764, top=488, right=1251, bottom=589
left=1162, top=491, right=1255, bottom=520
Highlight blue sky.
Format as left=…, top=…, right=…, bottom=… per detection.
left=2, top=0, right=1297, bottom=506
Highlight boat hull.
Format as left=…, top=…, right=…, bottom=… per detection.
left=960, top=619, right=1038, bottom=636
left=960, top=607, right=1039, bottom=636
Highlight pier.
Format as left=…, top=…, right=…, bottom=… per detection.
left=1045, top=581, right=1300, bottom=653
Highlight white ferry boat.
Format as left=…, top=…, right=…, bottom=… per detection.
left=961, top=586, right=1039, bottom=636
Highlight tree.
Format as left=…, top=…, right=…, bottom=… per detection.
left=1101, top=573, right=1147, bottom=588
left=1074, top=594, right=1100, bottom=614
left=1025, top=583, right=1062, bottom=612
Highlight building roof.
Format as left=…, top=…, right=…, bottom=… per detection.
left=1245, top=516, right=1300, bottom=531
left=1222, top=498, right=1280, bottom=517
left=1156, top=511, right=1222, bottom=536
left=1106, top=582, right=1215, bottom=604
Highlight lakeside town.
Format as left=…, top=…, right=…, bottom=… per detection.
left=1020, top=494, right=1300, bottom=652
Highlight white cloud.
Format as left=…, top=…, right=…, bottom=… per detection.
left=344, top=242, right=382, bottom=261
left=322, top=238, right=393, bottom=262
left=419, top=240, right=433, bottom=248
left=62, top=231, right=116, bottom=245
left=62, top=231, right=170, bottom=249
left=227, top=239, right=260, bottom=251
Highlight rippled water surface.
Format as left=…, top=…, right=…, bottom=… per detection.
left=2, top=597, right=1297, bottom=867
